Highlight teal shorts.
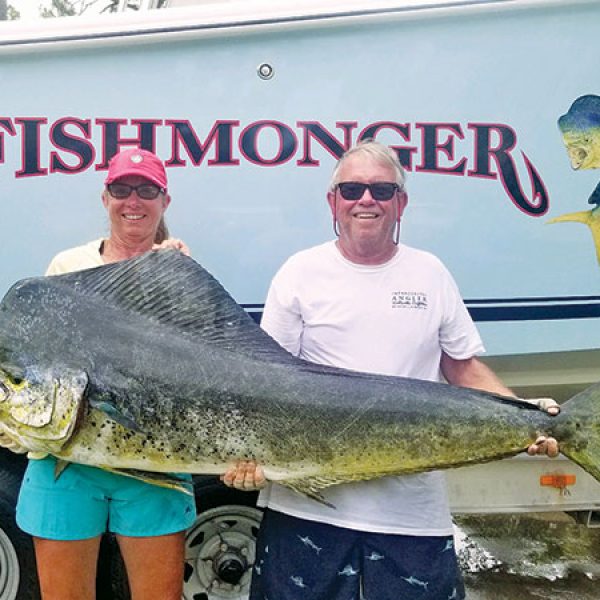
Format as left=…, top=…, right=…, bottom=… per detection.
left=16, top=457, right=196, bottom=541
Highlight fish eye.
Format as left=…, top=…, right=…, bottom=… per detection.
left=0, top=369, right=26, bottom=391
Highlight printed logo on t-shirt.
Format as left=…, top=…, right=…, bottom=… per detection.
left=391, top=291, right=428, bottom=310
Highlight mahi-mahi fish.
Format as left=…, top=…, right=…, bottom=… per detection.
left=1, top=250, right=600, bottom=499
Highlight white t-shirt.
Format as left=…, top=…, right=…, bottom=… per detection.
left=258, top=241, right=485, bottom=536
left=45, top=239, right=105, bottom=275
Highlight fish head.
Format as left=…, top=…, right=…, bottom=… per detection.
left=560, top=131, right=600, bottom=170
left=0, top=365, right=88, bottom=455
left=558, top=95, right=600, bottom=170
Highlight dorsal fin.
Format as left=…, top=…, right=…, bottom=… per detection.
left=49, top=250, right=296, bottom=364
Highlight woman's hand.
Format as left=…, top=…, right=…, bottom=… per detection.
left=152, top=238, right=191, bottom=256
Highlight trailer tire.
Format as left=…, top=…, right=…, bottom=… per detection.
left=183, top=477, right=262, bottom=600
left=0, top=461, right=40, bottom=600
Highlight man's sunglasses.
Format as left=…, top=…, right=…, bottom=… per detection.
left=107, top=183, right=165, bottom=200
left=336, top=181, right=400, bottom=202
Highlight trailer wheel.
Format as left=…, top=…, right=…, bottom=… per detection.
left=0, top=461, right=40, bottom=600
left=183, top=478, right=262, bottom=600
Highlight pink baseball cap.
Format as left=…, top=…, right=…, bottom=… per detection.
left=104, top=148, right=167, bottom=189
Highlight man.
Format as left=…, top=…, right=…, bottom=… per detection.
left=223, top=140, right=558, bottom=600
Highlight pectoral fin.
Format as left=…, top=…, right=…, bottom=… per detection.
left=54, top=459, right=71, bottom=480
left=89, top=399, right=142, bottom=432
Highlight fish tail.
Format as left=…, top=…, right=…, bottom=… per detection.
left=556, top=382, right=600, bottom=482
left=546, top=210, right=593, bottom=225
left=547, top=209, right=600, bottom=264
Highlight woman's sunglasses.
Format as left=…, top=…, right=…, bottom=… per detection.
left=107, top=183, right=165, bottom=200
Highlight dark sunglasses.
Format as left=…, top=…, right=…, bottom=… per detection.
left=336, top=181, right=400, bottom=202
left=107, top=183, right=165, bottom=200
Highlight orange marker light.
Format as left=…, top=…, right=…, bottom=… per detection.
left=540, top=474, right=576, bottom=489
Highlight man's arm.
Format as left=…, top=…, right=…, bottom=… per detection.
left=440, top=352, right=560, bottom=456
left=440, top=353, right=560, bottom=413
left=440, top=353, right=514, bottom=396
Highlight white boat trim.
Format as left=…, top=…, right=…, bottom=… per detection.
left=0, top=0, right=596, bottom=52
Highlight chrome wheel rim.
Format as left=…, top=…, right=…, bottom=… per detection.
left=183, top=505, right=262, bottom=600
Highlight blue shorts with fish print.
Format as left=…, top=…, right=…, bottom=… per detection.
left=16, top=456, right=196, bottom=540
left=250, top=508, right=465, bottom=600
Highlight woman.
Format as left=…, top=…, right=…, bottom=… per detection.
left=16, top=148, right=195, bottom=600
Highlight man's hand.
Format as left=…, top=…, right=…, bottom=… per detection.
left=524, top=398, right=561, bottom=457
left=473, top=393, right=560, bottom=457
left=220, top=460, right=266, bottom=491
left=528, top=435, right=559, bottom=458
left=524, top=397, right=560, bottom=416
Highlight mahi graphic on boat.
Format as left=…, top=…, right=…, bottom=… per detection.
left=549, top=94, right=600, bottom=263
left=0, top=250, right=600, bottom=500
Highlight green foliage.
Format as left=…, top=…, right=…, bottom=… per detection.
left=41, top=0, right=76, bottom=17
left=3, top=0, right=168, bottom=20
left=40, top=0, right=115, bottom=17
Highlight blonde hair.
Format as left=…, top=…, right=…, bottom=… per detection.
left=154, top=217, right=169, bottom=244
